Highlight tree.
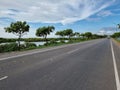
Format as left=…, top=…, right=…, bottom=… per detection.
left=55, top=31, right=65, bottom=38
left=47, top=26, right=55, bottom=35
left=81, top=33, right=85, bottom=39
left=4, top=21, right=30, bottom=50
left=117, top=24, right=120, bottom=32
left=84, top=32, right=92, bottom=39
left=92, top=34, right=99, bottom=39
left=64, top=29, right=73, bottom=40
left=74, top=32, right=80, bottom=38
left=36, top=26, right=55, bottom=43
left=111, top=32, right=120, bottom=38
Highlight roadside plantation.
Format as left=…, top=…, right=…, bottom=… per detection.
left=0, top=21, right=107, bottom=53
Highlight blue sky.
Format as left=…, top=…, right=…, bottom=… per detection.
left=0, top=0, right=120, bottom=38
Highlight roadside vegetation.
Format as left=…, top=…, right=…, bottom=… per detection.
left=0, top=21, right=107, bottom=53
left=36, top=26, right=55, bottom=44
left=111, top=32, right=120, bottom=43
left=111, top=24, right=120, bottom=43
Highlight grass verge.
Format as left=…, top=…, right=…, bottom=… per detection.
left=0, top=39, right=93, bottom=53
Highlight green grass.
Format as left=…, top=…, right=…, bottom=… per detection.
left=22, top=39, right=90, bottom=51
left=0, top=39, right=94, bottom=53
left=114, top=38, right=120, bottom=42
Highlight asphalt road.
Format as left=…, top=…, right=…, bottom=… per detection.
left=0, top=39, right=120, bottom=90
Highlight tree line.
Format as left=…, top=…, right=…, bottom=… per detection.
left=111, top=32, right=120, bottom=38
left=111, top=24, right=120, bottom=38
left=3, top=21, right=107, bottom=50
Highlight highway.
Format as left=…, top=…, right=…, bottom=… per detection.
left=0, top=39, right=120, bottom=90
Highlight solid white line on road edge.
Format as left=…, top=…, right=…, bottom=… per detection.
left=110, top=40, right=120, bottom=90
left=0, top=76, right=8, bottom=81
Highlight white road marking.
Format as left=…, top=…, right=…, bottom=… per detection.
left=0, top=76, right=8, bottom=81
left=110, top=40, right=120, bottom=90
left=67, top=48, right=79, bottom=54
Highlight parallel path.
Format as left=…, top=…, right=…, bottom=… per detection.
left=0, top=39, right=120, bottom=90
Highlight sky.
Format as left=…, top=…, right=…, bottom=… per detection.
left=0, top=0, right=120, bottom=38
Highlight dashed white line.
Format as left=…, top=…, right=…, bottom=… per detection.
left=110, top=40, right=120, bottom=90
left=0, top=76, right=8, bottom=81
left=67, top=48, right=79, bottom=54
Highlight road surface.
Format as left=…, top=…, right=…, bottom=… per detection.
left=0, top=39, right=120, bottom=90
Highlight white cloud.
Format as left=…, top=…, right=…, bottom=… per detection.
left=97, top=10, right=113, bottom=17
left=85, top=17, right=101, bottom=22
left=98, top=27, right=116, bottom=35
left=0, top=0, right=115, bottom=25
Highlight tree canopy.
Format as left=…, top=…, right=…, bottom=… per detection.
left=4, top=21, right=30, bottom=36
left=4, top=21, right=30, bottom=50
left=55, top=31, right=65, bottom=37
left=84, top=32, right=92, bottom=39
left=111, top=32, right=120, bottom=38
left=36, top=26, right=55, bottom=43
left=56, top=29, right=73, bottom=40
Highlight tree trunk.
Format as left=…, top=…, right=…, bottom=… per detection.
left=45, top=35, right=48, bottom=45
left=69, top=36, right=71, bottom=41
left=18, top=34, right=21, bottom=51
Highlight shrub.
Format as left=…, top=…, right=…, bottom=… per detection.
left=44, top=42, right=49, bottom=46
left=0, top=43, right=18, bottom=53
left=50, top=39, right=57, bottom=44
left=20, top=44, right=26, bottom=49
left=25, top=42, right=37, bottom=48
left=68, top=40, right=73, bottom=43
left=43, top=39, right=58, bottom=46
left=60, top=40, right=65, bottom=43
